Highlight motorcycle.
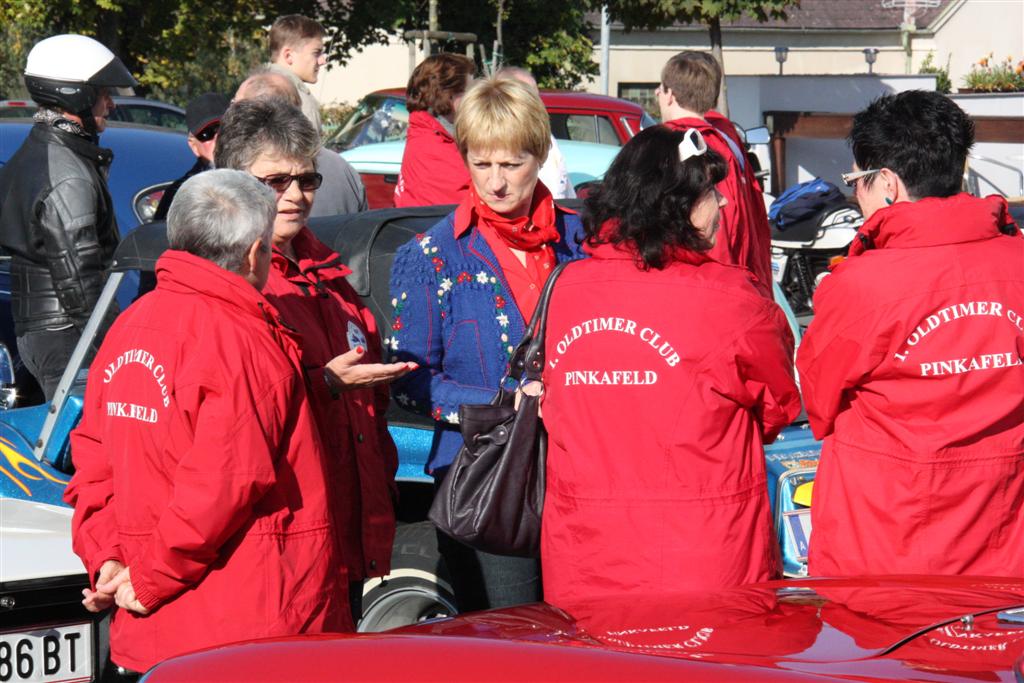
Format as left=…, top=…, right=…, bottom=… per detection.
left=769, top=189, right=864, bottom=320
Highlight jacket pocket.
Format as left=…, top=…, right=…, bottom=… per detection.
left=444, top=319, right=489, bottom=387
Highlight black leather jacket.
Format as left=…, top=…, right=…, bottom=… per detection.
left=0, top=123, right=120, bottom=332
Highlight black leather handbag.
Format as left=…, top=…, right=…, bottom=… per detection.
left=428, top=261, right=569, bottom=558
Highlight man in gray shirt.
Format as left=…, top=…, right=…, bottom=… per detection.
left=235, top=70, right=367, bottom=216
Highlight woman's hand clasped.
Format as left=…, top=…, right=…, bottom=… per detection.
left=324, top=346, right=417, bottom=390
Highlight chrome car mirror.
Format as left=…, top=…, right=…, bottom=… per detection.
left=0, top=343, right=17, bottom=409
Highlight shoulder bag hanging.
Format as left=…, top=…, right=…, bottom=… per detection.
left=428, top=261, right=570, bottom=558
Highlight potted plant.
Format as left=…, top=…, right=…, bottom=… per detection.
left=960, top=53, right=1024, bottom=93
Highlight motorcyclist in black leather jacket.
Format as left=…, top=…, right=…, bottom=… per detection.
left=0, top=34, right=136, bottom=400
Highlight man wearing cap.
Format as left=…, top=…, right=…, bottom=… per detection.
left=0, top=34, right=136, bottom=400
left=153, top=92, right=230, bottom=221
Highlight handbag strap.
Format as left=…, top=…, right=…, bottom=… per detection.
left=506, top=260, right=571, bottom=384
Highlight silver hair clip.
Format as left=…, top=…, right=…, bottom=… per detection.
left=678, top=128, right=708, bottom=162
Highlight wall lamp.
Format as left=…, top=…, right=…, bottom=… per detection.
left=863, top=47, right=879, bottom=74
left=774, top=46, right=789, bottom=75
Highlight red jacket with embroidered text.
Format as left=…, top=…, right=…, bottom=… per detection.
left=796, top=194, right=1024, bottom=577
left=540, top=242, right=801, bottom=606
left=262, top=227, right=397, bottom=581
left=65, top=251, right=350, bottom=672
left=394, top=110, right=470, bottom=208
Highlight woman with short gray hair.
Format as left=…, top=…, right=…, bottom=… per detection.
left=216, top=98, right=414, bottom=627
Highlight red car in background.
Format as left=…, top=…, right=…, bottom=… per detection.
left=326, top=88, right=655, bottom=208
left=327, top=88, right=654, bottom=151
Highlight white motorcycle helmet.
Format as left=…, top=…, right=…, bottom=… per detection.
left=23, top=34, right=137, bottom=130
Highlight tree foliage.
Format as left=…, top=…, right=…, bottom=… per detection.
left=1, top=0, right=600, bottom=104
left=321, top=0, right=599, bottom=89
left=586, top=0, right=796, bottom=33
left=0, top=0, right=301, bottom=104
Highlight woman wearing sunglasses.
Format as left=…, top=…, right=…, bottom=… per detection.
left=216, top=98, right=415, bottom=627
left=797, top=90, right=1024, bottom=578
left=538, top=125, right=801, bottom=607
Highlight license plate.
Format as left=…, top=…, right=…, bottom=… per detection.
left=0, top=623, right=92, bottom=683
left=783, top=509, right=812, bottom=562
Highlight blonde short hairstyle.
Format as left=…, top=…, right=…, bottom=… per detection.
left=455, top=76, right=551, bottom=162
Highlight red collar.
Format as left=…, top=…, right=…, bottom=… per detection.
left=849, top=193, right=1017, bottom=257
left=583, top=220, right=713, bottom=267
left=584, top=239, right=713, bottom=267
left=663, top=116, right=713, bottom=134
left=270, top=226, right=352, bottom=277
left=453, top=181, right=576, bottom=238
left=409, top=110, right=455, bottom=142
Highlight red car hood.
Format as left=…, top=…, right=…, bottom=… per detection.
left=142, top=576, right=1024, bottom=682
left=397, top=575, right=1024, bottom=680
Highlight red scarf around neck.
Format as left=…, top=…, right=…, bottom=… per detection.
left=468, top=181, right=560, bottom=251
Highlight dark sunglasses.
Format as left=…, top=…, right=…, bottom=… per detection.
left=193, top=122, right=220, bottom=142
left=255, top=172, right=323, bottom=193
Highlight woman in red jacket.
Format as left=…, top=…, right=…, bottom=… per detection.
left=796, top=90, right=1024, bottom=577
left=393, top=53, right=475, bottom=207
left=216, top=98, right=415, bottom=624
left=540, top=126, right=802, bottom=606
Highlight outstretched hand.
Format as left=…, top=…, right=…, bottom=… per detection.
left=325, top=346, right=417, bottom=390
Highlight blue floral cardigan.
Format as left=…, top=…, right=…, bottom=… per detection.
left=387, top=208, right=586, bottom=474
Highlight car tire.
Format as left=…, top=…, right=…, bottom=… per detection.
left=358, top=521, right=458, bottom=632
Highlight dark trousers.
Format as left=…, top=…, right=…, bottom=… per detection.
left=432, top=480, right=542, bottom=613
left=17, top=327, right=80, bottom=401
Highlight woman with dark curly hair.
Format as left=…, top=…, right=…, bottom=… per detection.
left=539, top=125, right=802, bottom=606
left=394, top=53, right=476, bottom=207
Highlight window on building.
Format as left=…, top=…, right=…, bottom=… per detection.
left=618, top=83, right=660, bottom=120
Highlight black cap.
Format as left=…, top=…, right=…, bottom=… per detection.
left=185, top=92, right=230, bottom=136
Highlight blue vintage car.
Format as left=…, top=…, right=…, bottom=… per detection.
left=0, top=119, right=195, bottom=229
left=0, top=205, right=821, bottom=680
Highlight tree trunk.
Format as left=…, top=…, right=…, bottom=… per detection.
left=428, top=0, right=438, bottom=54
left=494, top=0, right=504, bottom=73
left=708, top=17, right=729, bottom=118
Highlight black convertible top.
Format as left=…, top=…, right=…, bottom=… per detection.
left=112, top=205, right=455, bottom=347
left=109, top=200, right=585, bottom=430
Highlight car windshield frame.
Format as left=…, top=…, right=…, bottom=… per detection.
left=327, top=95, right=409, bottom=151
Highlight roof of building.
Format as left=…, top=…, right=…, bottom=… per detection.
left=596, top=0, right=953, bottom=32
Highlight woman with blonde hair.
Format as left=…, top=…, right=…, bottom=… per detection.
left=388, top=76, right=586, bottom=611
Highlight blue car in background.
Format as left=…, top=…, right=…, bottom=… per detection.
left=0, top=119, right=195, bottom=400
left=0, top=119, right=195, bottom=229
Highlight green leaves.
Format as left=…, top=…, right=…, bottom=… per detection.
left=592, top=0, right=796, bottom=33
